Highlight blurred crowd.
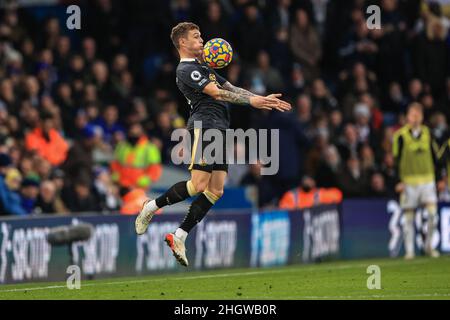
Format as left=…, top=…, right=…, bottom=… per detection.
left=0, top=0, right=449, bottom=214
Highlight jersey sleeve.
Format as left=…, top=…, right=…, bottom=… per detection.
left=211, top=69, right=227, bottom=86
left=177, top=64, right=212, bottom=91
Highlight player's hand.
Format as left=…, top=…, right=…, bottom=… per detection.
left=249, top=95, right=283, bottom=111
left=395, top=182, right=405, bottom=193
left=266, top=93, right=292, bottom=112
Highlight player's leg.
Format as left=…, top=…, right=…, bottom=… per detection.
left=165, top=127, right=229, bottom=266
left=165, top=169, right=213, bottom=267
left=424, top=202, right=439, bottom=257
left=178, top=170, right=224, bottom=236
left=422, top=182, right=440, bottom=258
left=135, top=128, right=205, bottom=235
left=403, top=208, right=415, bottom=260
left=401, top=185, right=418, bottom=260
left=134, top=178, right=201, bottom=235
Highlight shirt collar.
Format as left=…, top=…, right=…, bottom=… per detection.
left=180, top=58, right=197, bottom=62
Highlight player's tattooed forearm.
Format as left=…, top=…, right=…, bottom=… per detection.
left=217, top=88, right=250, bottom=105
left=222, top=82, right=256, bottom=98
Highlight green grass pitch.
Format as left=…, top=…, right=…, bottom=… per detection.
left=1, top=256, right=449, bottom=300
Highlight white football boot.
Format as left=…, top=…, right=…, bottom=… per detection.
left=425, top=247, right=440, bottom=258
left=135, top=199, right=156, bottom=235
left=404, top=253, right=415, bottom=260
left=165, top=233, right=189, bottom=267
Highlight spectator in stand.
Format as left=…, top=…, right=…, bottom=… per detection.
left=338, top=17, right=378, bottom=71
left=3, top=167, right=27, bottom=215
left=199, top=1, right=230, bottom=41
left=368, top=172, right=389, bottom=198
left=233, top=3, right=267, bottom=63
left=25, top=111, right=69, bottom=166
left=315, top=144, right=341, bottom=188
left=34, top=179, right=68, bottom=214
left=246, top=50, right=285, bottom=95
left=0, top=154, right=26, bottom=216
left=93, top=167, right=120, bottom=213
left=90, top=104, right=126, bottom=144
left=149, top=111, right=176, bottom=164
left=290, top=8, right=322, bottom=81
left=337, top=156, right=369, bottom=198
left=359, top=144, right=377, bottom=174
left=337, top=123, right=362, bottom=162
left=383, top=81, right=407, bottom=116
left=310, top=78, right=338, bottom=115
left=20, top=177, right=40, bottom=214
left=111, top=122, right=162, bottom=192
left=62, top=125, right=99, bottom=187
left=279, top=175, right=342, bottom=209
left=380, top=152, right=397, bottom=197
left=406, top=78, right=424, bottom=105
left=414, top=4, right=449, bottom=97
left=240, top=162, right=276, bottom=207
left=62, top=175, right=101, bottom=213
left=295, top=93, right=315, bottom=139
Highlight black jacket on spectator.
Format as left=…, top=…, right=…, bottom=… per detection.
left=414, top=32, right=448, bottom=96
left=337, top=167, right=369, bottom=198
left=61, top=185, right=101, bottom=213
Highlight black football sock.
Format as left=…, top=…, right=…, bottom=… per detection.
left=155, top=180, right=198, bottom=208
left=179, top=190, right=220, bottom=233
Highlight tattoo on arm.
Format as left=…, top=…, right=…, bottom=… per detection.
left=216, top=88, right=251, bottom=105
left=222, top=82, right=256, bottom=98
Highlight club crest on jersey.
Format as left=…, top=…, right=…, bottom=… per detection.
left=209, top=73, right=219, bottom=86
left=191, top=70, right=202, bottom=81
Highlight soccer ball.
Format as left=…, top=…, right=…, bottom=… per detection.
left=203, top=38, right=233, bottom=69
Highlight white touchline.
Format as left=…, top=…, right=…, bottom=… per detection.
left=0, top=258, right=440, bottom=294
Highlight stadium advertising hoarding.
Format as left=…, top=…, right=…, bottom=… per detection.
left=1, top=200, right=448, bottom=284
left=0, top=205, right=339, bottom=284
left=341, top=199, right=450, bottom=259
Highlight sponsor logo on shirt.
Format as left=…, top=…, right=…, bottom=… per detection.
left=191, top=70, right=202, bottom=81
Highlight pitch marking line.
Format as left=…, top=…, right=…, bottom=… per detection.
left=0, top=259, right=439, bottom=294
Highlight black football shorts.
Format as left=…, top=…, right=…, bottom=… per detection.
left=188, top=128, right=228, bottom=173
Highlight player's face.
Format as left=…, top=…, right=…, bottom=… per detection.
left=407, top=108, right=423, bottom=126
left=184, top=29, right=204, bottom=58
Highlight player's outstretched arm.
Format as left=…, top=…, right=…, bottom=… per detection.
left=222, top=82, right=256, bottom=98
left=203, top=82, right=290, bottom=112
left=222, top=82, right=292, bottom=112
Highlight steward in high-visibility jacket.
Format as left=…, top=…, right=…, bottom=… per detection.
left=279, top=187, right=343, bottom=210
left=120, top=188, right=150, bottom=215
left=111, top=135, right=162, bottom=190
left=25, top=113, right=69, bottom=166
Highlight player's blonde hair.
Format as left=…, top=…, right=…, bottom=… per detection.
left=170, top=22, right=199, bottom=50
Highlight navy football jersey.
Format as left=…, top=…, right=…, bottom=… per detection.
left=176, top=59, right=230, bottom=130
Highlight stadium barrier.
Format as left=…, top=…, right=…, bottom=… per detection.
left=0, top=200, right=449, bottom=284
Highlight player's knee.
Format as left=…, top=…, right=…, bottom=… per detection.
left=403, top=209, right=415, bottom=221
left=192, top=180, right=208, bottom=193
left=186, top=180, right=200, bottom=196
left=206, top=187, right=224, bottom=199
left=203, top=188, right=223, bottom=205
